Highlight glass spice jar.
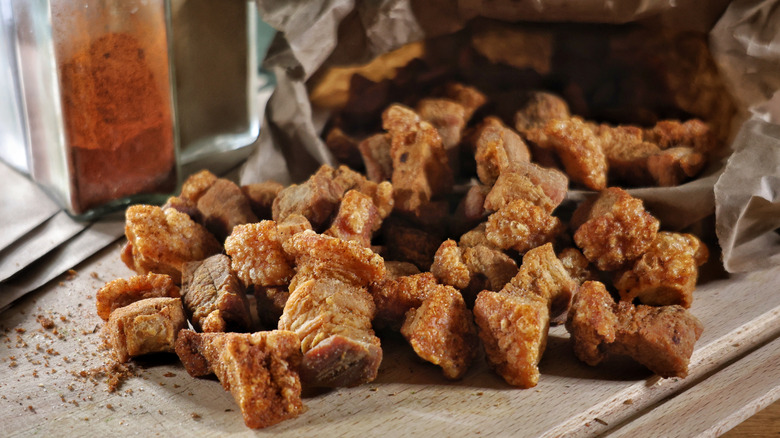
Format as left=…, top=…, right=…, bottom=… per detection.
left=0, top=0, right=262, bottom=219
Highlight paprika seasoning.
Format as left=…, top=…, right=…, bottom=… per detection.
left=59, top=30, right=176, bottom=214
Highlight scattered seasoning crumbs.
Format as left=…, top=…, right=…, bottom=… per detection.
left=624, top=399, right=634, bottom=405
left=191, top=413, right=202, bottom=420
left=37, top=315, right=56, bottom=330
left=594, top=418, right=608, bottom=426
left=107, top=404, right=114, bottom=410
left=163, top=372, right=176, bottom=378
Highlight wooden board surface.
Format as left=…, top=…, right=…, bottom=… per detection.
left=1, top=240, right=779, bottom=437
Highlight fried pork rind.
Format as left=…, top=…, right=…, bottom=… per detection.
left=241, top=181, right=284, bottom=220
left=279, top=278, right=382, bottom=388
left=646, top=146, right=707, bottom=187
left=566, top=281, right=703, bottom=378
left=179, top=169, right=218, bottom=203
left=473, top=116, right=531, bottom=186
left=507, top=161, right=569, bottom=207
left=325, top=126, right=364, bottom=169
left=484, top=171, right=556, bottom=213
left=485, top=199, right=564, bottom=253
left=514, top=91, right=571, bottom=145
left=644, top=119, right=717, bottom=154
left=416, top=98, right=468, bottom=168
left=196, top=178, right=259, bottom=241
left=225, top=221, right=295, bottom=289
left=325, top=189, right=383, bottom=248
left=572, top=187, right=660, bottom=271
left=383, top=220, right=443, bottom=270
left=96, top=272, right=180, bottom=321
left=382, top=104, right=454, bottom=215
left=105, top=297, right=187, bottom=363
left=358, top=133, right=393, bottom=182
left=614, top=232, right=708, bottom=308
left=442, top=82, right=487, bottom=120
left=283, top=230, right=385, bottom=290
left=122, top=205, right=222, bottom=284
left=473, top=289, right=549, bottom=388
left=510, top=243, right=577, bottom=321
left=558, top=247, right=599, bottom=286
left=181, top=254, right=253, bottom=333
left=254, top=286, right=290, bottom=329
left=280, top=231, right=385, bottom=387
left=401, top=284, right=479, bottom=380
left=272, top=164, right=393, bottom=230
left=459, top=222, right=494, bottom=249
left=174, top=329, right=304, bottom=429
left=539, top=117, right=608, bottom=191
left=452, top=184, right=491, bottom=234
left=369, top=272, right=436, bottom=328
left=431, top=239, right=471, bottom=290
left=161, top=196, right=202, bottom=224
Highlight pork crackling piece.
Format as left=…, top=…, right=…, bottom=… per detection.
left=485, top=199, right=564, bottom=254
left=358, top=133, right=393, bottom=183
left=370, top=272, right=438, bottom=329
left=325, top=189, right=384, bottom=248
left=614, top=232, right=709, bottom=308
left=558, top=247, right=599, bottom=286
left=483, top=170, right=556, bottom=214
left=382, top=104, right=454, bottom=215
left=325, top=126, right=364, bottom=170
left=181, top=254, right=253, bottom=332
left=416, top=98, right=468, bottom=168
left=514, top=91, right=571, bottom=145
left=105, top=297, right=187, bottom=363
left=643, top=119, right=717, bottom=154
left=646, top=146, right=707, bottom=187
left=241, top=180, right=284, bottom=220
left=442, top=82, right=487, bottom=121
left=225, top=221, right=296, bottom=289
left=280, top=231, right=385, bottom=387
left=175, top=329, right=304, bottom=429
left=254, top=286, right=290, bottom=329
left=401, top=283, right=479, bottom=380
left=121, top=205, right=222, bottom=284
left=509, top=243, right=578, bottom=321
left=473, top=116, right=531, bottom=186
left=177, top=170, right=258, bottom=240
left=473, top=285, right=550, bottom=388
left=96, top=272, right=180, bottom=321
left=572, top=187, right=660, bottom=271
left=539, top=117, right=608, bottom=191
left=566, top=281, right=703, bottom=378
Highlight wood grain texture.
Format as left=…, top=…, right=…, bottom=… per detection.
left=1, top=242, right=779, bottom=437
left=723, top=399, right=780, bottom=437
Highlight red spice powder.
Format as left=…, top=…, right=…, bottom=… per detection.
left=60, top=32, right=176, bottom=214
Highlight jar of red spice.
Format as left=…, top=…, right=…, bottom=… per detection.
left=0, top=0, right=262, bottom=218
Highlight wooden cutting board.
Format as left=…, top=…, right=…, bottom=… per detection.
left=2, top=237, right=779, bottom=437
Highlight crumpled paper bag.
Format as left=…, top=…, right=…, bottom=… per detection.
left=241, top=0, right=778, bottom=273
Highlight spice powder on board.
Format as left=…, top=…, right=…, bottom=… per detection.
left=60, top=32, right=176, bottom=214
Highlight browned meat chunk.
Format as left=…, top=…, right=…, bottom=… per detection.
left=452, top=184, right=491, bottom=235
left=646, top=147, right=706, bottom=187
left=272, top=164, right=392, bottom=230
left=382, top=104, right=454, bottom=215
left=225, top=221, right=295, bottom=288
left=572, top=187, right=660, bottom=271
left=442, top=82, right=487, bottom=120
left=254, top=286, right=290, bottom=329
left=105, top=297, right=187, bottom=363
left=459, top=222, right=494, bottom=249
left=383, top=220, right=443, bottom=270
left=509, top=243, right=577, bottom=320
left=325, top=189, right=383, bottom=248
left=644, top=119, right=717, bottom=154
left=486, top=199, right=564, bottom=253
left=461, top=245, right=518, bottom=293
left=161, top=196, right=202, bottom=224
left=358, top=133, right=393, bottom=182
left=539, top=117, right=607, bottom=190
left=508, top=161, right=569, bottom=207
left=473, top=289, right=549, bottom=388
left=279, top=278, right=382, bottom=388
left=473, top=116, right=531, bottom=186
left=122, top=205, right=221, bottom=283
left=276, top=213, right=313, bottom=244
left=182, top=254, right=253, bottom=332
left=369, top=272, right=436, bottom=329
left=401, top=284, right=479, bottom=379
left=325, top=126, right=364, bottom=169
left=514, top=91, right=571, bottom=145
left=595, top=124, right=660, bottom=186
left=196, top=178, right=259, bottom=241
left=96, top=272, right=180, bottom=321
left=241, top=181, right=284, bottom=220
left=558, top=247, right=599, bottom=286
left=484, top=171, right=556, bottom=213
left=614, top=232, right=708, bottom=308
left=416, top=98, right=468, bottom=170
left=283, top=230, right=385, bottom=290
left=174, top=329, right=304, bottom=429
left=431, top=240, right=471, bottom=291
left=179, top=169, right=218, bottom=203
left=566, top=281, right=703, bottom=378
